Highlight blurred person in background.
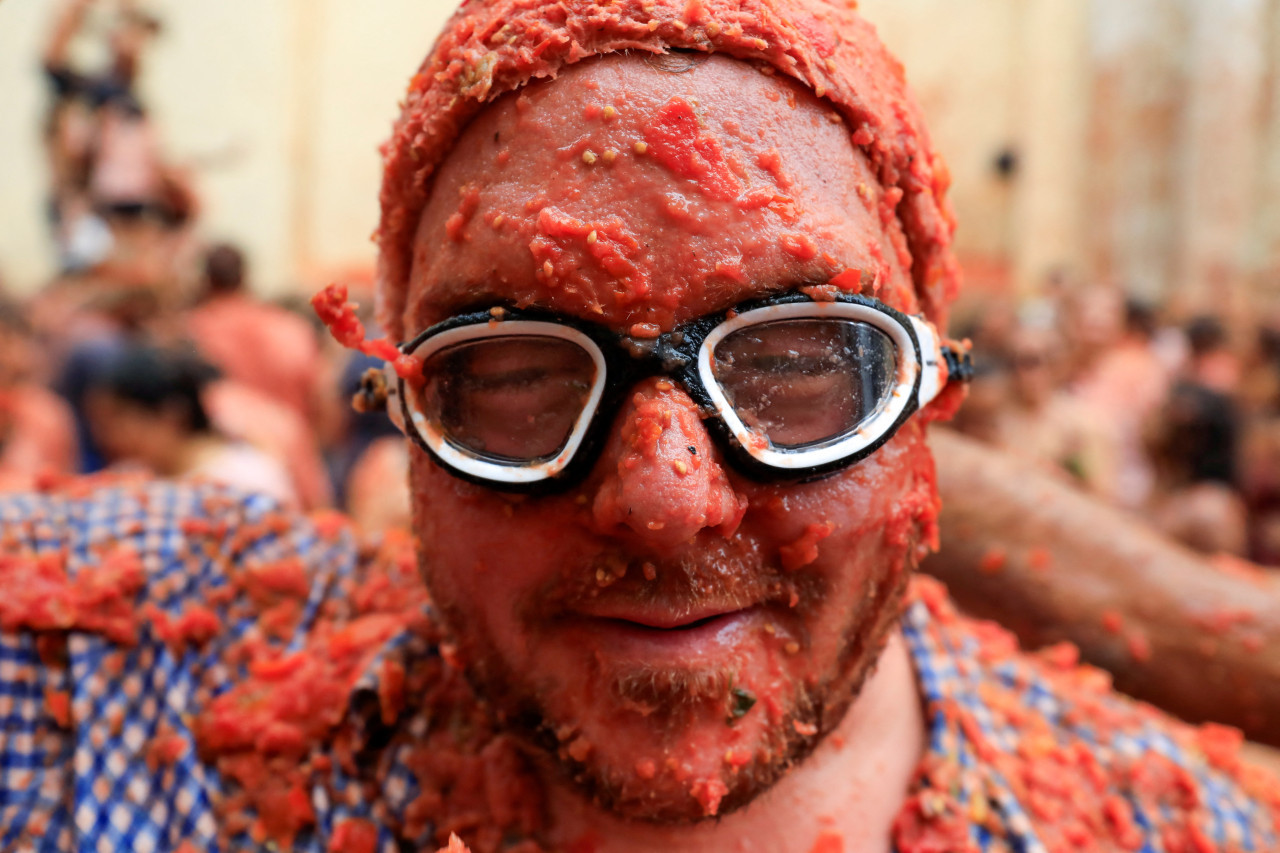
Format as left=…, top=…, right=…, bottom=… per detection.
left=1241, top=416, right=1280, bottom=565
left=42, top=0, right=155, bottom=275
left=1237, top=322, right=1280, bottom=417
left=42, top=0, right=199, bottom=289
left=946, top=354, right=1009, bottom=446
left=183, top=243, right=336, bottom=508
left=989, top=323, right=1118, bottom=496
left=47, top=284, right=175, bottom=471
left=1145, top=381, right=1248, bottom=556
left=200, top=374, right=334, bottom=510
left=1184, top=315, right=1241, bottom=396
left=946, top=300, right=1014, bottom=446
left=84, top=342, right=297, bottom=506
left=344, top=430, right=411, bottom=535
left=1231, top=320, right=1280, bottom=564
left=185, top=244, right=336, bottom=430
left=1054, top=279, right=1124, bottom=387
left=1072, top=298, right=1171, bottom=508
left=0, top=298, right=77, bottom=487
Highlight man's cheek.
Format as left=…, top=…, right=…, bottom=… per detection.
left=414, top=457, right=535, bottom=554
left=411, top=457, right=594, bottom=603
left=740, top=451, right=920, bottom=564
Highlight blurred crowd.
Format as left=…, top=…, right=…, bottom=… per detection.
left=0, top=0, right=409, bottom=534
left=952, top=278, right=1280, bottom=567
left=6, top=0, right=1280, bottom=568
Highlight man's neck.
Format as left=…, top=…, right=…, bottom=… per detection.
left=542, top=630, right=926, bottom=853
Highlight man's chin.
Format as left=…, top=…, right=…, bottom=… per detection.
left=529, top=695, right=824, bottom=825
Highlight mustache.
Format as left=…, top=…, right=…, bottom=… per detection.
left=526, top=544, right=828, bottom=624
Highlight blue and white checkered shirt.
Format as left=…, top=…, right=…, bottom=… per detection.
left=1, top=480, right=1276, bottom=852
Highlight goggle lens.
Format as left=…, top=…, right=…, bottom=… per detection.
left=415, top=336, right=597, bottom=463
left=711, top=318, right=899, bottom=450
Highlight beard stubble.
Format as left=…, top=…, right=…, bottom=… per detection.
left=420, top=528, right=920, bottom=825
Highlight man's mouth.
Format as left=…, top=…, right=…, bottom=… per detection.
left=557, top=604, right=770, bottom=664
left=577, top=603, right=755, bottom=631
left=532, top=550, right=812, bottom=659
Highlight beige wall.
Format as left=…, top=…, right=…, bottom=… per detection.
left=0, top=0, right=58, bottom=292
left=863, top=0, right=1092, bottom=295
left=1, top=0, right=1278, bottom=312
left=861, top=0, right=1022, bottom=266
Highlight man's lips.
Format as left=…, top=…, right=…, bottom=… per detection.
left=558, top=606, right=762, bottom=660
left=532, top=550, right=812, bottom=652
left=580, top=606, right=752, bottom=631
left=571, top=595, right=762, bottom=630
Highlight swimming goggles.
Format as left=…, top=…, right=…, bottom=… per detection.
left=380, top=291, right=971, bottom=492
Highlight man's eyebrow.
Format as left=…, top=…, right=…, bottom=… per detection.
left=431, top=288, right=508, bottom=317
left=719, top=273, right=862, bottom=305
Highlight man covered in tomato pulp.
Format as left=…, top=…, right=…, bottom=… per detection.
left=3, top=1, right=1279, bottom=851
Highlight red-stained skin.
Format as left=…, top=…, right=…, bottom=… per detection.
left=403, top=55, right=937, bottom=827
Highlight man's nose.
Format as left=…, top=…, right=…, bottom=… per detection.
left=588, top=378, right=747, bottom=550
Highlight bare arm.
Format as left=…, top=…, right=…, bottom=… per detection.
left=924, top=427, right=1280, bottom=747
left=43, top=0, right=95, bottom=69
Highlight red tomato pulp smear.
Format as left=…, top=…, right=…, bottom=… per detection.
left=642, top=97, right=743, bottom=203
left=192, top=531, right=437, bottom=850
left=311, top=283, right=425, bottom=385
left=0, top=546, right=145, bottom=645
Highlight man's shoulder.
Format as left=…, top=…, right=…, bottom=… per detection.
left=0, top=476, right=440, bottom=852
left=0, top=475, right=362, bottom=690
left=901, top=577, right=1280, bottom=852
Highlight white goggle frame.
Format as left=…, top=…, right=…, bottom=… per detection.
left=385, top=295, right=955, bottom=490
left=697, top=300, right=944, bottom=472
left=387, top=321, right=609, bottom=486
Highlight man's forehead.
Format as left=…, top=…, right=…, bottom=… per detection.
left=417, top=269, right=836, bottom=327
left=377, top=0, right=959, bottom=341
left=405, top=53, right=911, bottom=334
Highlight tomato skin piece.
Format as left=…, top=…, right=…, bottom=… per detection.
left=44, top=688, right=70, bottom=729
left=809, top=831, right=845, bottom=853
left=249, top=651, right=307, bottom=681
left=310, top=283, right=425, bottom=386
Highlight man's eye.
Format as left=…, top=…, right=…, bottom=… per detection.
left=738, top=355, right=846, bottom=378
left=461, top=367, right=586, bottom=393
left=412, top=335, right=598, bottom=461
left=711, top=318, right=898, bottom=448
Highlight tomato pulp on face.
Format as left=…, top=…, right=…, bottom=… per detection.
left=404, top=54, right=939, bottom=823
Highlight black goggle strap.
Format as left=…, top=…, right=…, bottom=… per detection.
left=908, top=316, right=975, bottom=404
